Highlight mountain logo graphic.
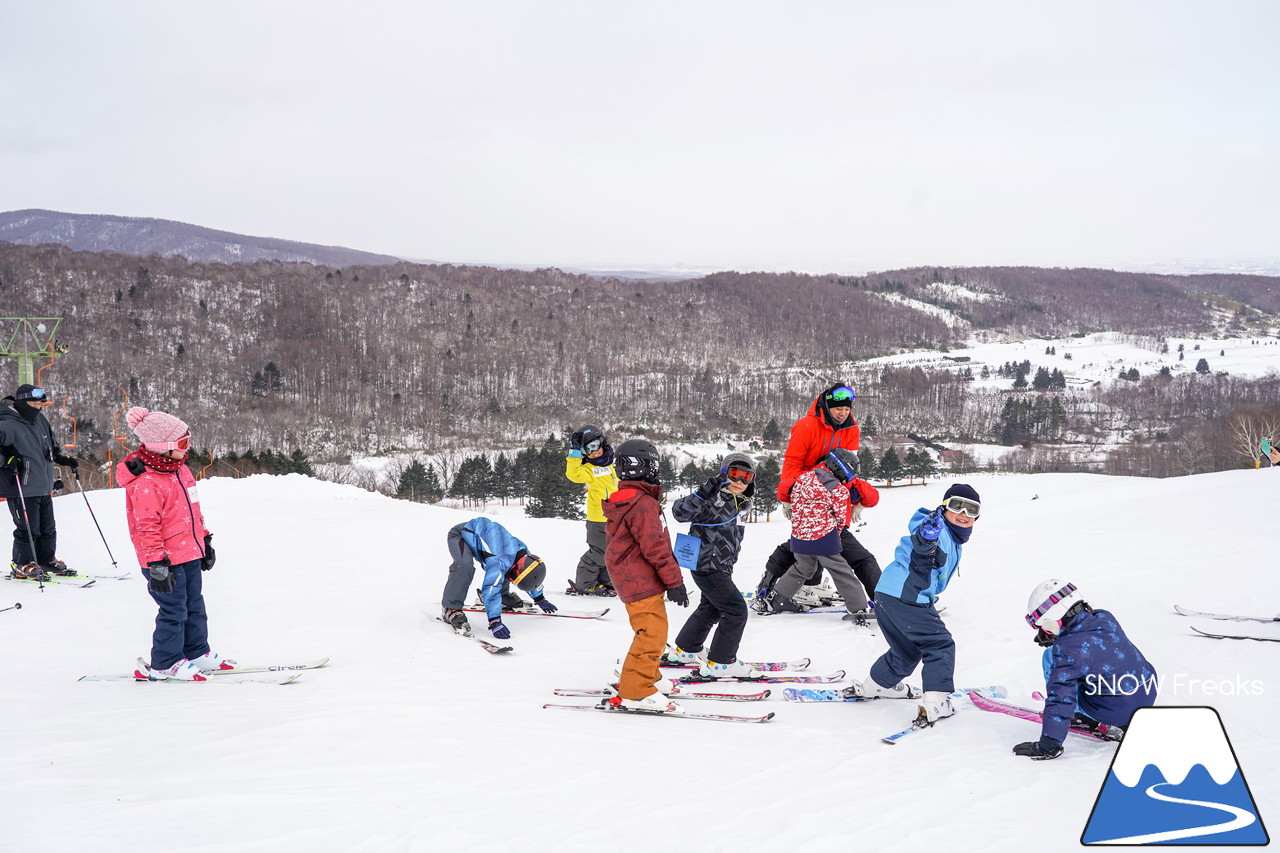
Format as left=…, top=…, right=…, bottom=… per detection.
left=1081, top=706, right=1269, bottom=845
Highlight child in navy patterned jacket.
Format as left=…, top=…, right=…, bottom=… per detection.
left=1017, top=579, right=1158, bottom=759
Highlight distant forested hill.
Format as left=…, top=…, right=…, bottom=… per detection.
left=0, top=240, right=1276, bottom=478
left=0, top=209, right=401, bottom=268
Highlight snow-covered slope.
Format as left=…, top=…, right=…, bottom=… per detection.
left=1, top=470, right=1275, bottom=852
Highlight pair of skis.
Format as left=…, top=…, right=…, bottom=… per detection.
left=80, top=657, right=329, bottom=685
left=545, top=655, right=821, bottom=722
left=1175, top=604, right=1280, bottom=641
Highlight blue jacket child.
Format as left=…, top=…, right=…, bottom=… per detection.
left=1016, top=580, right=1158, bottom=759
left=440, top=516, right=555, bottom=639
left=855, top=483, right=981, bottom=723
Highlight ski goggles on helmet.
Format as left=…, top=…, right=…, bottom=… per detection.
left=17, top=387, right=51, bottom=405
left=724, top=466, right=754, bottom=483
left=942, top=496, right=981, bottom=518
left=1025, top=582, right=1077, bottom=628
left=583, top=437, right=603, bottom=454
left=825, top=386, right=855, bottom=406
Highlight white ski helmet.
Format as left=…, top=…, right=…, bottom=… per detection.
left=1025, top=579, right=1085, bottom=634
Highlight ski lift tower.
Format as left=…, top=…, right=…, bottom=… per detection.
left=1, top=317, right=66, bottom=386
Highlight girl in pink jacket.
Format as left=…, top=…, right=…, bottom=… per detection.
left=117, top=407, right=230, bottom=681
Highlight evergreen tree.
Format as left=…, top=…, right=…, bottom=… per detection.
left=902, top=447, right=922, bottom=483
left=1032, top=367, right=1052, bottom=391
left=879, top=447, right=903, bottom=485
left=753, top=456, right=781, bottom=521
left=857, top=447, right=877, bottom=481
left=679, top=461, right=703, bottom=489
left=396, top=460, right=433, bottom=502
left=491, top=453, right=514, bottom=504
left=526, top=465, right=583, bottom=519
left=511, top=446, right=542, bottom=500
left=762, top=417, right=783, bottom=446
left=288, top=449, right=314, bottom=476
left=1195, top=357, right=1210, bottom=374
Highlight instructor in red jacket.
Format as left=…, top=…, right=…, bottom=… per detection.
left=778, top=383, right=861, bottom=503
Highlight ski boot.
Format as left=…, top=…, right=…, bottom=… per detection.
left=42, top=559, right=76, bottom=577
left=8, top=562, right=50, bottom=581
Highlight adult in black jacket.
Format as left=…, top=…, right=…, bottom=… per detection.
left=667, top=452, right=759, bottom=678
left=0, top=385, right=78, bottom=578
left=753, top=533, right=881, bottom=613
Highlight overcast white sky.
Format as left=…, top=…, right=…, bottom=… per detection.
left=2, top=2, right=1277, bottom=274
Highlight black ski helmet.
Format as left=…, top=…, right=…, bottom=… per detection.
left=509, top=552, right=547, bottom=592
left=615, top=438, right=660, bottom=484
left=822, top=448, right=859, bottom=483
left=578, top=424, right=605, bottom=452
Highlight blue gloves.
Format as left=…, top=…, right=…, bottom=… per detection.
left=568, top=449, right=583, bottom=459
left=488, top=618, right=511, bottom=640
left=1013, top=736, right=1064, bottom=760
left=918, top=510, right=943, bottom=542
left=533, top=595, right=557, bottom=613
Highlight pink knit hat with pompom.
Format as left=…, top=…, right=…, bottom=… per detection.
left=126, top=407, right=190, bottom=451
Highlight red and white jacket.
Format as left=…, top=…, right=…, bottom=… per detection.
left=788, top=468, right=879, bottom=555
left=116, top=452, right=210, bottom=567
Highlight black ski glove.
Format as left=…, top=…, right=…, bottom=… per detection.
left=666, top=585, right=690, bottom=607
left=52, top=477, right=64, bottom=495
left=202, top=534, right=216, bottom=572
left=1, top=454, right=23, bottom=473
left=1013, top=736, right=1064, bottom=760
left=147, top=558, right=175, bottom=594
left=55, top=454, right=78, bottom=470
left=569, top=430, right=585, bottom=451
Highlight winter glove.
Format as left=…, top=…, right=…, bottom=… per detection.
left=569, top=429, right=585, bottom=451
left=147, top=558, right=175, bottom=594
left=568, top=448, right=583, bottom=459
left=55, top=455, right=78, bottom=470
left=1, top=454, right=23, bottom=473
left=666, top=585, right=690, bottom=607
left=1013, top=736, right=1064, bottom=760
left=488, top=617, right=511, bottom=640
left=202, top=534, right=216, bottom=572
left=918, top=509, right=944, bottom=542
left=697, top=477, right=720, bottom=499
left=533, top=594, right=557, bottom=613
left=52, top=477, right=64, bottom=494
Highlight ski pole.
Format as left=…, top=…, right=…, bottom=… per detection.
left=0, top=602, right=21, bottom=613
left=72, top=468, right=119, bottom=569
left=12, top=486, right=46, bottom=592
